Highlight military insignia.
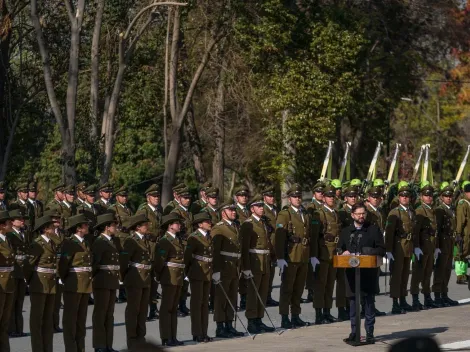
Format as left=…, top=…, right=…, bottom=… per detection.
left=276, top=224, right=284, bottom=228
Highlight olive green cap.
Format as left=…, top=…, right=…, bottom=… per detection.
left=206, top=187, right=219, bottom=198
left=177, top=187, right=191, bottom=198
left=160, top=213, right=182, bottom=229
left=8, top=209, right=26, bottom=219
left=126, top=214, right=149, bottom=230
left=172, top=183, right=186, bottom=192
left=200, top=181, right=212, bottom=192
left=98, top=182, right=113, bottom=193
left=368, top=187, right=383, bottom=197
left=83, top=184, right=97, bottom=195
left=145, top=184, right=160, bottom=196
left=398, top=186, right=412, bottom=196
left=192, top=212, right=212, bottom=225
left=234, top=185, right=249, bottom=196
left=330, top=179, right=341, bottom=189
left=16, top=182, right=29, bottom=193
left=43, top=208, right=62, bottom=218
left=34, top=215, right=54, bottom=232
left=322, top=185, right=336, bottom=197
left=261, top=186, right=275, bottom=196
left=440, top=185, right=453, bottom=196
left=29, top=181, right=38, bottom=192
left=76, top=182, right=87, bottom=192
left=313, top=182, right=326, bottom=192
left=64, top=184, right=75, bottom=194
left=66, top=214, right=89, bottom=231
left=218, top=200, right=236, bottom=212
left=248, top=194, right=264, bottom=207
left=94, top=213, right=116, bottom=230
left=0, top=211, right=11, bottom=223
left=344, top=186, right=358, bottom=197
left=287, top=184, right=302, bottom=197
left=114, top=186, right=129, bottom=196
left=53, top=183, right=66, bottom=192
left=421, top=184, right=434, bottom=196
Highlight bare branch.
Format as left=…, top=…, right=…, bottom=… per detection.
left=169, top=7, right=181, bottom=122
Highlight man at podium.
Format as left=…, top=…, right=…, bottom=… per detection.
left=337, top=202, right=385, bottom=344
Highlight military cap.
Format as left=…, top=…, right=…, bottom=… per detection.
left=373, top=179, right=385, bottom=187
left=160, top=213, right=182, bottom=228
left=29, top=181, right=38, bottom=192
left=287, top=184, right=302, bottom=197
left=43, top=208, right=62, bottom=218
left=0, top=211, right=11, bottom=223
left=464, top=183, right=470, bottom=193
left=76, top=181, right=87, bottom=192
left=34, top=215, right=54, bottom=232
left=192, top=212, right=212, bottom=225
left=440, top=181, right=450, bottom=190
left=0, top=181, right=6, bottom=192
left=350, top=179, right=362, bottom=187
left=313, top=182, right=326, bottom=192
left=217, top=200, right=236, bottom=212
left=114, top=186, right=129, bottom=196
left=66, top=214, right=89, bottom=231
left=330, top=180, right=341, bottom=189
left=126, top=213, right=149, bottom=230
left=177, top=187, right=191, bottom=198
left=16, top=182, right=29, bottom=193
left=9, top=209, right=26, bottom=219
left=322, top=185, right=336, bottom=197
left=368, top=186, right=383, bottom=197
left=462, top=180, right=470, bottom=188
left=420, top=180, right=430, bottom=188
left=64, top=184, right=75, bottom=194
left=94, top=213, right=117, bottom=230
left=398, top=180, right=409, bottom=189
left=145, top=184, right=160, bottom=196
left=172, top=183, right=186, bottom=192
left=200, top=181, right=212, bottom=192
left=83, top=184, right=97, bottom=195
left=53, top=183, right=66, bottom=192
left=234, top=185, right=249, bottom=196
left=248, top=194, right=264, bottom=207
left=261, top=186, right=275, bottom=196
left=344, top=186, right=358, bottom=197
left=398, top=186, right=412, bottom=196
left=421, top=184, right=434, bottom=196
left=99, top=182, right=113, bottom=193
left=206, top=187, right=219, bottom=198
left=440, top=185, right=453, bottom=197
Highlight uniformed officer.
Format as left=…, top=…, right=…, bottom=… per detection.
left=456, top=183, right=470, bottom=283
left=202, top=187, right=220, bottom=224
left=261, top=186, right=279, bottom=307
left=234, top=185, right=250, bottom=310
left=0, top=210, right=16, bottom=352
left=190, top=181, right=212, bottom=214
left=366, top=187, right=386, bottom=231
left=62, top=185, right=77, bottom=225
left=7, top=209, right=28, bottom=338
left=75, top=182, right=87, bottom=208
left=76, top=185, right=99, bottom=242
left=46, top=183, right=66, bottom=215
left=26, top=215, right=58, bottom=352
left=331, top=179, right=343, bottom=209
left=0, top=182, right=7, bottom=210
left=155, top=213, right=186, bottom=346
left=8, top=182, right=35, bottom=233
left=184, top=212, right=214, bottom=342
left=163, top=183, right=186, bottom=215
left=212, top=201, right=244, bottom=338
left=95, top=183, right=113, bottom=215
left=241, top=195, right=275, bottom=334
left=60, top=214, right=93, bottom=352
left=91, top=213, right=121, bottom=352
left=28, top=181, right=44, bottom=220
left=385, top=184, right=415, bottom=314
left=276, top=184, right=313, bottom=328
left=312, top=185, right=347, bottom=324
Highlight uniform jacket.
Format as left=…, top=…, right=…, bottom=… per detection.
left=338, top=204, right=353, bottom=229
left=0, top=235, right=16, bottom=293
left=184, top=229, right=213, bottom=282
left=136, top=203, right=162, bottom=241
left=94, top=198, right=112, bottom=216
left=413, top=204, right=437, bottom=255
left=29, top=199, right=44, bottom=220
left=202, top=205, right=219, bottom=225
left=456, top=196, right=470, bottom=257
left=236, top=205, right=250, bottom=223
left=171, top=205, right=193, bottom=238
left=155, top=232, right=185, bottom=286
left=311, top=204, right=341, bottom=261
left=189, top=199, right=207, bottom=215
left=59, top=236, right=93, bottom=293
left=163, top=200, right=178, bottom=215
left=7, top=228, right=29, bottom=279
left=122, top=233, right=154, bottom=288
left=9, top=199, right=35, bottom=230
left=241, top=215, right=272, bottom=274
left=212, top=220, right=241, bottom=277
left=109, top=202, right=133, bottom=228
left=366, top=203, right=385, bottom=232
left=435, top=203, right=456, bottom=255
left=385, top=205, right=415, bottom=257
left=26, top=235, right=58, bottom=294
left=91, top=234, right=121, bottom=290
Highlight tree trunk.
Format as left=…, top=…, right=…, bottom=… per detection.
left=184, top=103, right=205, bottom=183
left=162, top=128, right=182, bottom=205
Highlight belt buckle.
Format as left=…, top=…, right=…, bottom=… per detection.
left=334, top=236, right=339, bottom=244
left=406, top=233, right=412, bottom=241
left=302, top=238, right=308, bottom=246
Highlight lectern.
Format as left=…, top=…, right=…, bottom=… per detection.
left=333, top=255, right=383, bottom=346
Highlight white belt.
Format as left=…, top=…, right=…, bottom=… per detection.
left=165, top=262, right=185, bottom=268
left=35, top=267, right=56, bottom=274
left=192, top=254, right=213, bottom=263
left=0, top=267, right=14, bottom=272
left=69, top=267, right=92, bottom=272
left=220, top=251, right=241, bottom=258
left=249, top=249, right=270, bottom=255
left=130, top=262, right=152, bottom=270
left=15, top=255, right=27, bottom=260
left=99, top=265, right=120, bottom=271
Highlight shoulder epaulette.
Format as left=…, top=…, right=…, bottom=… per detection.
left=137, top=203, right=147, bottom=211
left=215, top=221, right=224, bottom=226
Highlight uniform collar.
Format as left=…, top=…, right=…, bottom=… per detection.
left=28, top=198, right=35, bottom=205
left=198, top=228, right=207, bottom=236
left=101, top=233, right=112, bottom=241
left=148, top=203, right=156, bottom=211
left=135, top=231, right=144, bottom=240
left=74, top=234, right=84, bottom=242
left=100, top=198, right=109, bottom=205
left=223, top=219, right=232, bottom=226
left=368, top=203, right=378, bottom=212
left=399, top=204, right=409, bottom=211
left=41, top=234, right=51, bottom=243
left=166, top=231, right=176, bottom=239
left=0, top=234, right=6, bottom=242
left=252, top=214, right=261, bottom=222
left=323, top=204, right=335, bottom=212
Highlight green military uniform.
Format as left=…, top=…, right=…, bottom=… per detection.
left=184, top=213, right=213, bottom=341
left=201, top=187, right=220, bottom=224
left=8, top=183, right=35, bottom=233
left=456, top=188, right=470, bottom=259
left=189, top=181, right=211, bottom=215
left=76, top=185, right=99, bottom=243
left=385, top=186, right=415, bottom=312
left=45, top=184, right=66, bottom=227
left=410, top=185, right=437, bottom=308
left=59, top=214, right=93, bottom=352
left=155, top=213, right=186, bottom=345
left=109, top=186, right=133, bottom=228
left=62, top=185, right=77, bottom=229
left=234, top=186, right=250, bottom=306
left=94, top=183, right=113, bottom=216
left=91, top=214, right=121, bottom=351
left=163, top=183, right=186, bottom=215
left=6, top=210, right=29, bottom=337
left=26, top=216, right=58, bottom=352
left=28, top=181, right=44, bottom=220
left=366, top=200, right=386, bottom=233
left=0, top=211, right=17, bottom=352
left=432, top=186, right=459, bottom=306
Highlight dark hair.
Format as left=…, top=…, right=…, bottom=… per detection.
left=351, top=202, right=366, bottom=214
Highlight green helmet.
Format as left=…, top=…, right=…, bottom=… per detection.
left=420, top=180, right=430, bottom=188
left=462, top=181, right=470, bottom=188
left=398, top=180, right=409, bottom=189
left=350, top=179, right=362, bottom=187
left=331, top=179, right=342, bottom=189
left=373, top=179, right=384, bottom=187
left=440, top=181, right=450, bottom=190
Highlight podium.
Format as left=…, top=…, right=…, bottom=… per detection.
left=334, top=255, right=383, bottom=346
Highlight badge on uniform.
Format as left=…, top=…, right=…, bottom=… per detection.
left=276, top=224, right=283, bottom=228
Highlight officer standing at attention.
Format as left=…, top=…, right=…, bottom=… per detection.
left=190, top=182, right=212, bottom=214
left=28, top=181, right=44, bottom=220
left=95, top=183, right=113, bottom=216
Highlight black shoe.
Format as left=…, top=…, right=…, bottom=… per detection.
left=225, top=321, right=244, bottom=337
left=172, top=339, right=184, bottom=346
left=315, top=309, right=325, bottom=324
left=257, top=318, right=275, bottom=332
left=375, top=308, right=386, bottom=316
left=412, top=296, right=424, bottom=311
left=54, top=327, right=63, bottom=333
left=247, top=319, right=262, bottom=334
left=400, top=298, right=413, bottom=312
left=443, top=294, right=459, bottom=306
left=366, top=331, right=375, bottom=344
left=433, top=294, right=444, bottom=308
left=306, top=289, right=314, bottom=303
left=88, top=296, right=95, bottom=305
left=281, top=314, right=293, bottom=329
left=391, top=301, right=406, bottom=314
left=162, top=339, right=177, bottom=346
left=343, top=333, right=356, bottom=343
left=423, top=296, right=437, bottom=309
left=337, top=307, right=349, bottom=322
left=178, top=300, right=190, bottom=316
left=266, top=295, right=279, bottom=307
left=215, top=322, right=233, bottom=338
left=118, top=288, right=127, bottom=303
left=291, top=314, right=310, bottom=327
left=239, top=294, right=246, bottom=310
left=204, top=335, right=213, bottom=342
left=148, top=303, right=159, bottom=321
left=323, top=309, right=337, bottom=323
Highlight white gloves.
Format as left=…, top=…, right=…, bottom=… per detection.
left=386, top=252, right=395, bottom=261
left=242, top=270, right=253, bottom=279
left=212, top=272, right=221, bottom=284
left=58, top=278, right=64, bottom=285
left=434, top=248, right=441, bottom=260
left=310, top=257, right=320, bottom=272
left=414, top=248, right=424, bottom=260
left=184, top=276, right=189, bottom=282
left=277, top=259, right=288, bottom=274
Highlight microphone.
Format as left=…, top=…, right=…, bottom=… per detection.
left=349, top=233, right=355, bottom=248
left=357, top=234, right=363, bottom=255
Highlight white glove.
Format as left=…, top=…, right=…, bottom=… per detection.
left=414, top=247, right=424, bottom=260
left=277, top=259, right=288, bottom=274
left=242, top=270, right=253, bottom=279
left=58, top=278, right=64, bottom=285
left=310, top=257, right=320, bottom=272
left=184, top=276, right=189, bottom=282
left=434, top=248, right=441, bottom=260
left=212, top=272, right=221, bottom=284
left=119, top=281, right=124, bottom=285
left=386, top=252, right=395, bottom=261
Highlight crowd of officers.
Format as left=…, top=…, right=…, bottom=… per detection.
left=0, top=177, right=469, bottom=351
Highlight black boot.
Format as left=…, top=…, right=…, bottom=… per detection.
left=266, top=295, right=279, bottom=307
left=307, top=289, right=314, bottom=303
left=412, top=294, right=424, bottom=311
left=442, top=293, right=459, bottom=306
left=216, top=322, right=232, bottom=338
left=225, top=321, right=244, bottom=337
left=400, top=297, right=413, bottom=312
left=247, top=318, right=262, bottom=334
left=337, top=307, right=349, bottom=322
left=366, top=330, right=375, bottom=344
left=239, top=294, right=247, bottom=310
left=323, top=308, right=338, bottom=323
left=291, top=314, right=309, bottom=327
left=257, top=318, right=275, bottom=332
left=434, top=293, right=444, bottom=308
left=423, top=294, right=437, bottom=309
left=147, top=302, right=159, bottom=321
left=391, top=298, right=405, bottom=314
left=343, top=333, right=356, bottom=343
left=315, top=308, right=324, bottom=324
left=281, top=314, right=292, bottom=329
left=117, top=287, right=127, bottom=303
left=178, top=299, right=190, bottom=316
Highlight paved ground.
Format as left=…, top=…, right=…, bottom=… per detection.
left=10, top=267, right=470, bottom=351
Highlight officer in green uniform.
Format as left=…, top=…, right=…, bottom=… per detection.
left=184, top=212, right=214, bottom=343
left=0, top=210, right=15, bottom=352
left=26, top=215, right=58, bottom=352
left=7, top=209, right=28, bottom=337
left=212, top=201, right=244, bottom=338
left=122, top=214, right=153, bottom=350
left=241, top=195, right=275, bottom=334
left=338, top=187, right=357, bottom=228
left=75, top=182, right=87, bottom=208
left=261, top=186, right=279, bottom=307
left=388, top=180, right=409, bottom=211
left=432, top=185, right=459, bottom=307
left=46, top=183, right=66, bottom=215
left=62, top=184, right=77, bottom=220
left=60, top=214, right=93, bottom=352
left=456, top=183, right=470, bottom=283
left=0, top=182, right=7, bottom=210
left=234, top=185, right=250, bottom=310
left=312, top=185, right=347, bottom=324
left=385, top=185, right=415, bottom=314
left=163, top=183, right=186, bottom=215
left=8, top=182, right=35, bottom=233
left=28, top=181, right=44, bottom=220
left=155, top=213, right=186, bottom=346
left=76, top=185, right=99, bottom=242
left=202, top=187, right=220, bottom=224
left=276, top=184, right=313, bottom=328
left=95, top=183, right=113, bottom=215
left=91, top=213, right=121, bottom=352
left=190, top=181, right=212, bottom=214
left=331, top=179, right=343, bottom=209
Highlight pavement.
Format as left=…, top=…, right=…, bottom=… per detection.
left=10, top=268, right=470, bottom=352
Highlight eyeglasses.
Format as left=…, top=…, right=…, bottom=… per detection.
left=353, top=212, right=367, bottom=217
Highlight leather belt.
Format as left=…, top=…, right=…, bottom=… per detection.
left=324, top=234, right=339, bottom=243
left=15, top=255, right=27, bottom=260
left=69, top=267, right=92, bottom=272
left=99, top=265, right=120, bottom=271
left=397, top=233, right=412, bottom=241
left=192, top=254, right=213, bottom=262
left=165, top=262, right=185, bottom=268
left=220, top=251, right=241, bottom=258
left=0, top=266, right=14, bottom=272
left=35, top=267, right=56, bottom=274
left=249, top=249, right=270, bottom=254
left=130, top=262, right=152, bottom=270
